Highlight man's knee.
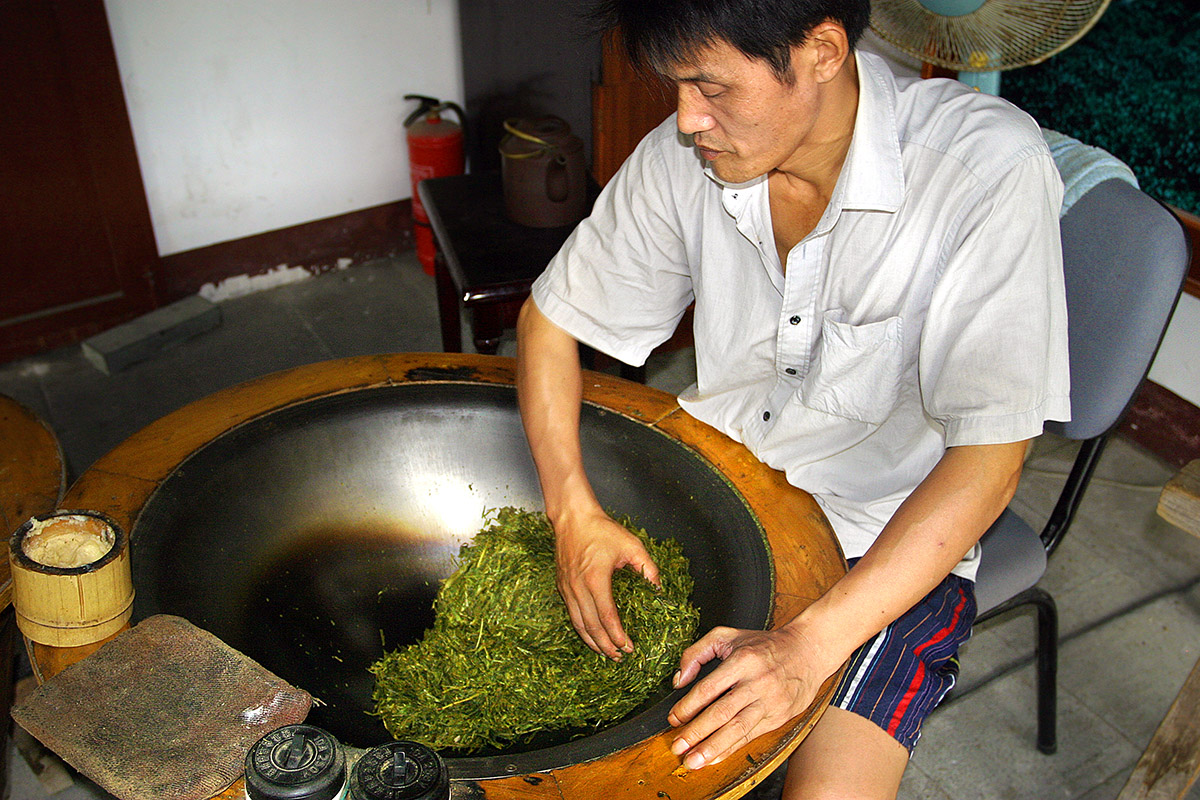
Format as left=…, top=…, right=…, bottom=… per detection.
left=782, top=707, right=908, bottom=800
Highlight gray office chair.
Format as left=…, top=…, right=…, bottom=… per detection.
left=971, top=178, right=1191, bottom=754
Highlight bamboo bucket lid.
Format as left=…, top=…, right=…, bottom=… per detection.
left=9, top=510, right=134, bottom=647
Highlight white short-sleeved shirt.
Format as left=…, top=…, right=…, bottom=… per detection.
left=532, top=51, right=1071, bottom=580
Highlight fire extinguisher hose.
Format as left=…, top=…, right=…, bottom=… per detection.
left=403, top=94, right=465, bottom=129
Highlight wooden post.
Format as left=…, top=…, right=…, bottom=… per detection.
left=1156, top=460, right=1200, bottom=535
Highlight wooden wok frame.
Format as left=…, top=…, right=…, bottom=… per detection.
left=33, top=353, right=845, bottom=800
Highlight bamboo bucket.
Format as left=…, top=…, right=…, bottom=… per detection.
left=9, top=511, right=134, bottom=647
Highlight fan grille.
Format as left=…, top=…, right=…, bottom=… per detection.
left=870, top=0, right=1111, bottom=71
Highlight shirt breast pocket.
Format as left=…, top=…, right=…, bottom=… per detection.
left=800, top=313, right=904, bottom=425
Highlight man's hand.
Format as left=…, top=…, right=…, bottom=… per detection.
left=667, top=624, right=835, bottom=770
left=517, top=299, right=664, bottom=660
left=663, top=440, right=1031, bottom=771
left=554, top=510, right=661, bottom=659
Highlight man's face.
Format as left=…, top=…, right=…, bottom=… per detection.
left=663, top=38, right=820, bottom=184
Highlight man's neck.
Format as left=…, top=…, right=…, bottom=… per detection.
left=768, top=54, right=860, bottom=265
left=774, top=53, right=860, bottom=199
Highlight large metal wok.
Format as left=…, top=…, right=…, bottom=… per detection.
left=132, top=380, right=773, bottom=774
left=52, top=355, right=845, bottom=799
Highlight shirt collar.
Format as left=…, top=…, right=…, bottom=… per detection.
left=708, top=171, right=765, bottom=220
left=839, top=50, right=905, bottom=213
left=705, top=50, right=905, bottom=216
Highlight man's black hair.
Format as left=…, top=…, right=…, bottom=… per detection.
left=588, top=0, right=871, bottom=83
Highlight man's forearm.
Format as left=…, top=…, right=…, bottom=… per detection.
left=784, top=440, right=1030, bottom=675
left=515, top=298, right=601, bottom=525
left=516, top=298, right=661, bottom=657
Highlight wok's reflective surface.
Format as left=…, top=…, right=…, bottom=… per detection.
left=132, top=383, right=772, bottom=776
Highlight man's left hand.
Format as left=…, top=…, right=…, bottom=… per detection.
left=667, top=624, right=836, bottom=770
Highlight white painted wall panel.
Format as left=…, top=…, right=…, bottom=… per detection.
left=103, top=0, right=463, bottom=255
left=1149, top=292, right=1200, bottom=407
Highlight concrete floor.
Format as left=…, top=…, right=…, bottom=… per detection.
left=1, top=252, right=1197, bottom=799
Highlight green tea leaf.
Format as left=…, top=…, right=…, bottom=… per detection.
left=370, top=508, right=699, bottom=751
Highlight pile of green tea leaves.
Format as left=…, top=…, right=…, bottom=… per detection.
left=370, top=507, right=699, bottom=751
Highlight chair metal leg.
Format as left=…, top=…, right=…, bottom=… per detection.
left=977, top=585, right=1059, bottom=754
left=1029, top=587, right=1059, bottom=754
left=1042, top=435, right=1109, bottom=556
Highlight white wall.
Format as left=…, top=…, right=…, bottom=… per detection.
left=103, top=0, right=463, bottom=256
left=1149, top=292, right=1200, bottom=407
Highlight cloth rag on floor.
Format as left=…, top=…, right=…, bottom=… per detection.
left=11, top=615, right=312, bottom=800
left=1042, top=127, right=1139, bottom=217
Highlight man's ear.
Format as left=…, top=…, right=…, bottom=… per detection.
left=806, top=21, right=852, bottom=84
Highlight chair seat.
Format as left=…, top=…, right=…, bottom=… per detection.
left=974, top=508, right=1048, bottom=615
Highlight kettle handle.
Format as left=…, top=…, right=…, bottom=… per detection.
left=500, top=119, right=558, bottom=160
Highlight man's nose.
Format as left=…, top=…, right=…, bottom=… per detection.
left=676, top=87, right=715, bottom=136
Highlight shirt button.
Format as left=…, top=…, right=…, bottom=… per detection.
left=785, top=368, right=797, bottom=375
left=762, top=411, right=771, bottom=421
left=789, top=315, right=801, bottom=325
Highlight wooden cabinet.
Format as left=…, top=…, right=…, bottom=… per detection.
left=591, top=31, right=676, bottom=186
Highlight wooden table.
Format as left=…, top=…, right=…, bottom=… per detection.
left=35, top=354, right=846, bottom=800
left=1118, top=459, right=1200, bottom=800
left=420, top=172, right=588, bottom=356
left=0, top=394, right=66, bottom=797
left=420, top=172, right=674, bottom=383
left=0, top=396, right=66, bottom=561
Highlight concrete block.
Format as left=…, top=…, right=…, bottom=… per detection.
left=81, top=295, right=221, bottom=374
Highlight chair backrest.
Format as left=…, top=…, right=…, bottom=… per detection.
left=1048, top=179, right=1190, bottom=442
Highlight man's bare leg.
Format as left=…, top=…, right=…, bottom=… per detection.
left=782, top=706, right=909, bottom=800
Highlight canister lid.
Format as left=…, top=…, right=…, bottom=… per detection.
left=350, top=741, right=448, bottom=800
left=245, top=724, right=346, bottom=800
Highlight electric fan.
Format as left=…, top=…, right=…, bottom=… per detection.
left=870, top=0, right=1112, bottom=73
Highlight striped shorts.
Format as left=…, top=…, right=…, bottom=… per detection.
left=830, top=562, right=977, bottom=752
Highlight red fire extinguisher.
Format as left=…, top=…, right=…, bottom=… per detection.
left=404, top=94, right=465, bottom=276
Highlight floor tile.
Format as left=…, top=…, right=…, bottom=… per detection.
left=644, top=347, right=697, bottom=396
left=912, top=662, right=1140, bottom=800
left=1059, top=582, right=1200, bottom=746
left=1075, top=768, right=1131, bottom=800
left=0, top=362, right=54, bottom=424
left=282, top=256, right=444, bottom=358
left=6, top=742, right=112, bottom=800
left=897, top=762, right=955, bottom=800
left=954, top=619, right=1034, bottom=695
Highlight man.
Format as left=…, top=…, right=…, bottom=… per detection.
left=516, top=0, right=1069, bottom=796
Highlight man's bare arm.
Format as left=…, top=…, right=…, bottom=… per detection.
left=666, top=439, right=1029, bottom=768
left=515, top=298, right=660, bottom=659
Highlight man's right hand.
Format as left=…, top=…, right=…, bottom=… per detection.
left=516, top=298, right=663, bottom=660
left=553, top=509, right=661, bottom=659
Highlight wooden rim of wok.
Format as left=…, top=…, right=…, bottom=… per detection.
left=0, top=394, right=67, bottom=613
left=43, top=353, right=846, bottom=800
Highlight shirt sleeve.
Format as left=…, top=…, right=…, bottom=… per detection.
left=531, top=122, right=696, bottom=368
left=920, top=149, right=1072, bottom=446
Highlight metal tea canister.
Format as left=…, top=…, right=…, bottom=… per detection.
left=245, top=724, right=348, bottom=800
left=349, top=741, right=448, bottom=800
